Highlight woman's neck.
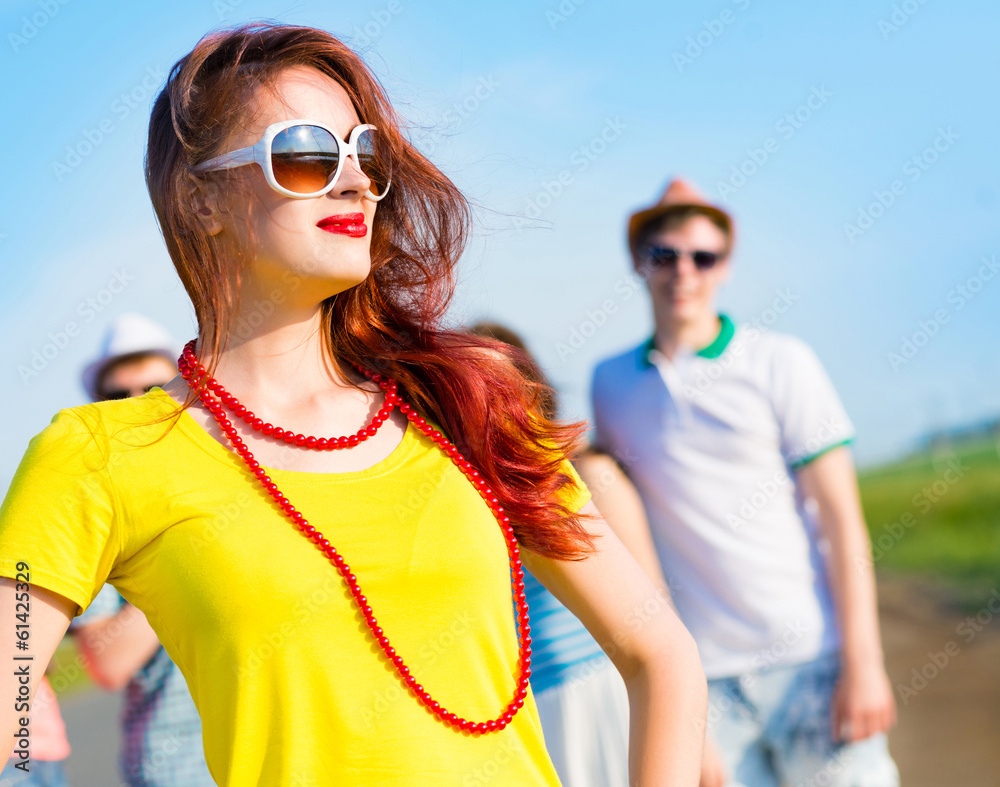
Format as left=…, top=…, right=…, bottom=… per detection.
left=198, top=302, right=364, bottom=412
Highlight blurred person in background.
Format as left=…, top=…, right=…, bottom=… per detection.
left=72, top=313, right=213, bottom=787
left=468, top=322, right=675, bottom=787
left=591, top=179, right=899, bottom=787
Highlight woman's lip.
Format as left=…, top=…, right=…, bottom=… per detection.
left=318, top=223, right=367, bottom=237
left=317, top=213, right=367, bottom=237
left=317, top=212, right=365, bottom=226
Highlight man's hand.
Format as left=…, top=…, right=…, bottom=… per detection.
left=831, top=660, right=897, bottom=743
left=699, top=734, right=728, bottom=787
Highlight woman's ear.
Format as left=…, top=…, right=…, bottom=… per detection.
left=185, top=171, right=226, bottom=235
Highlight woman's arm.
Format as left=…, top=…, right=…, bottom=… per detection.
left=523, top=499, right=707, bottom=786
left=574, top=451, right=673, bottom=605
left=73, top=604, right=162, bottom=691
left=575, top=451, right=727, bottom=786
left=1, top=577, right=74, bottom=758
left=796, top=446, right=896, bottom=742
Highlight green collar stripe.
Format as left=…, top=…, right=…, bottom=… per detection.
left=639, top=314, right=735, bottom=368
left=696, top=314, right=735, bottom=359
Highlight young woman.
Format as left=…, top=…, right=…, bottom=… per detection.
left=0, top=24, right=706, bottom=786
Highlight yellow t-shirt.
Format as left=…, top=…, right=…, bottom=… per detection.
left=0, top=388, right=591, bottom=786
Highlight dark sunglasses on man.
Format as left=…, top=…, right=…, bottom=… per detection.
left=643, top=246, right=724, bottom=271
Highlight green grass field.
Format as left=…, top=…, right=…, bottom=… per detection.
left=858, top=435, right=1000, bottom=609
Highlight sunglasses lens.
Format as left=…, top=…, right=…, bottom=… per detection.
left=271, top=125, right=340, bottom=194
left=693, top=252, right=720, bottom=269
left=648, top=247, right=680, bottom=267
left=356, top=127, right=391, bottom=198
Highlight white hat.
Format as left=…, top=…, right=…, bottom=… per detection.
left=81, top=313, right=181, bottom=400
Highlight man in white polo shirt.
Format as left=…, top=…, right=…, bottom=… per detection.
left=591, top=179, right=899, bottom=786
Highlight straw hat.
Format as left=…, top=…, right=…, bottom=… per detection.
left=627, top=178, right=734, bottom=254
left=81, top=313, right=181, bottom=400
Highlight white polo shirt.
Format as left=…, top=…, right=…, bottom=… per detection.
left=591, top=315, right=854, bottom=678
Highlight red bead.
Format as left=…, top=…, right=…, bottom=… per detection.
left=262, top=423, right=275, bottom=436
left=348, top=435, right=359, bottom=447
left=294, top=434, right=307, bottom=446
left=306, top=436, right=318, bottom=448
left=316, top=438, right=328, bottom=450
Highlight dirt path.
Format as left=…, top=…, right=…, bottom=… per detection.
left=877, top=573, right=1000, bottom=785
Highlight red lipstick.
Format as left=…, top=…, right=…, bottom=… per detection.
left=317, top=212, right=367, bottom=238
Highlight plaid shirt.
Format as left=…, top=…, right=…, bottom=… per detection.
left=73, top=586, right=214, bottom=786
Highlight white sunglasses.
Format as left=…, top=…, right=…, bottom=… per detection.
left=192, top=119, right=391, bottom=201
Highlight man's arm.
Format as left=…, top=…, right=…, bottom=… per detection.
left=73, top=604, right=162, bottom=691
left=796, top=446, right=897, bottom=743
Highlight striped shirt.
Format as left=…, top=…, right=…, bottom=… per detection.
left=523, top=570, right=609, bottom=693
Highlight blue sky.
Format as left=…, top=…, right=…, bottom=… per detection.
left=1, top=0, right=997, bottom=488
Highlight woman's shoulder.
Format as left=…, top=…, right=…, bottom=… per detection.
left=29, top=389, right=184, bottom=462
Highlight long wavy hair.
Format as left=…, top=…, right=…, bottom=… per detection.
left=144, top=22, right=594, bottom=560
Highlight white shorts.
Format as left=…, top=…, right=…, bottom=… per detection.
left=533, top=655, right=630, bottom=787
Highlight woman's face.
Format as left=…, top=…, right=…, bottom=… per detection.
left=211, top=65, right=379, bottom=309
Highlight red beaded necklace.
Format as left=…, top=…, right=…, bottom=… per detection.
left=177, top=340, right=531, bottom=735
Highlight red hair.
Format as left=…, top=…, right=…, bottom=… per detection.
left=144, top=22, right=594, bottom=560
